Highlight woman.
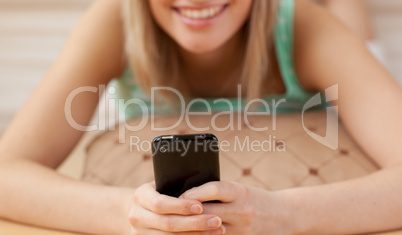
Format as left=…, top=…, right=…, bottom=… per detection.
left=0, top=0, right=401, bottom=234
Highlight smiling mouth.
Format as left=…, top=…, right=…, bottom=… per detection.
left=172, top=4, right=229, bottom=20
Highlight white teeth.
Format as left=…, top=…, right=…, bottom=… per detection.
left=208, top=8, right=215, bottom=16
left=179, top=6, right=223, bottom=19
left=201, top=9, right=209, bottom=17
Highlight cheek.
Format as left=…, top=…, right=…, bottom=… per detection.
left=149, top=0, right=174, bottom=28
left=222, top=0, right=253, bottom=36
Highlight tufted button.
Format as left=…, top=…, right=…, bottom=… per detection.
left=340, top=149, right=349, bottom=156
left=242, top=168, right=252, bottom=176
left=309, top=168, right=319, bottom=176
left=275, top=141, right=285, bottom=148
left=143, top=154, right=152, bottom=161
left=307, top=126, right=317, bottom=132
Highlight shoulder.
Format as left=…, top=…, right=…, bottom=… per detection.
left=80, top=0, right=123, bottom=31
left=292, top=0, right=365, bottom=91
left=293, top=0, right=346, bottom=44
left=80, top=0, right=124, bottom=40
left=68, top=0, right=126, bottom=80
left=90, top=0, right=122, bottom=16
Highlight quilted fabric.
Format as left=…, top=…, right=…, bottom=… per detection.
left=82, top=111, right=378, bottom=190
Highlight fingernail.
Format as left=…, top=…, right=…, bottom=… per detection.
left=190, top=204, right=203, bottom=214
left=207, top=216, right=222, bottom=228
left=220, top=224, right=226, bottom=234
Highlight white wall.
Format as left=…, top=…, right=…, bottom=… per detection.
left=0, top=2, right=93, bottom=132
left=367, top=0, right=402, bottom=84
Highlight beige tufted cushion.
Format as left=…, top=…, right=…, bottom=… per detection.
left=82, top=111, right=379, bottom=190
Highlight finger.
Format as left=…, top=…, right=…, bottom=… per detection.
left=136, top=183, right=204, bottom=215
left=139, top=225, right=226, bottom=235
left=180, top=182, right=241, bottom=203
left=138, top=207, right=223, bottom=232
left=202, top=203, right=239, bottom=225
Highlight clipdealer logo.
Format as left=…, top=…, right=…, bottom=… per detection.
left=64, top=84, right=339, bottom=150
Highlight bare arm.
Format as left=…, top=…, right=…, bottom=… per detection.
left=0, top=0, right=133, bottom=234
left=318, top=0, right=374, bottom=40
left=285, top=0, right=402, bottom=234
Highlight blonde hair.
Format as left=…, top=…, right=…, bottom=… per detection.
left=123, top=0, right=278, bottom=102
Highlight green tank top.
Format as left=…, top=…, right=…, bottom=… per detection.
left=109, top=0, right=314, bottom=119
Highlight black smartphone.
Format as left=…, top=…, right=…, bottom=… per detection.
left=152, top=133, right=220, bottom=197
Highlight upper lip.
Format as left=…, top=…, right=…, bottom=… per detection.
left=172, top=2, right=229, bottom=10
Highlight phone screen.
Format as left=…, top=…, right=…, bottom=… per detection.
left=152, top=134, right=220, bottom=197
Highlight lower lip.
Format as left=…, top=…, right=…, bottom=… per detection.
left=173, top=6, right=228, bottom=29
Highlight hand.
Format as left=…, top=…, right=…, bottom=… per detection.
left=180, top=182, right=293, bottom=234
left=127, top=182, right=226, bottom=235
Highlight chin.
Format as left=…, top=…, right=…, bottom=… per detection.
left=181, top=43, right=220, bottom=54
left=176, top=35, right=228, bottom=54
